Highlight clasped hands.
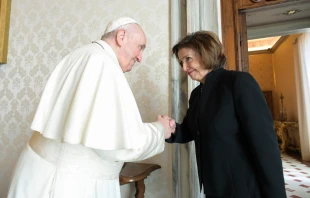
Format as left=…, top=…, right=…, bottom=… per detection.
left=157, top=115, right=176, bottom=139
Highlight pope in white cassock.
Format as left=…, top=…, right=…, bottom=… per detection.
left=7, top=17, right=174, bottom=198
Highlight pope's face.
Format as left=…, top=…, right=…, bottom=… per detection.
left=177, top=47, right=209, bottom=83
left=119, top=26, right=146, bottom=72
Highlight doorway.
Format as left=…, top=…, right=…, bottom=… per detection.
left=221, top=0, right=310, bottom=196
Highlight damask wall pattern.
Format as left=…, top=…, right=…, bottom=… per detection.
left=0, top=0, right=172, bottom=197
left=249, top=53, right=275, bottom=91
left=248, top=36, right=299, bottom=122
left=273, top=35, right=299, bottom=122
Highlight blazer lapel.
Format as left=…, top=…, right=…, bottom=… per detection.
left=198, top=68, right=225, bottom=113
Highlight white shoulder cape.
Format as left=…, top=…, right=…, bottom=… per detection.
left=31, top=40, right=163, bottom=150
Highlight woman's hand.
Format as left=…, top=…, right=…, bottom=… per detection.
left=157, top=115, right=176, bottom=139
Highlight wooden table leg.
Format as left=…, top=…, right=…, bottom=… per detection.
left=119, top=163, right=161, bottom=198
left=134, top=180, right=145, bottom=198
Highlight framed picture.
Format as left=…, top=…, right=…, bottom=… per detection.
left=0, top=0, right=11, bottom=64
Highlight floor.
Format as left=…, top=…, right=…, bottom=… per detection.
left=282, top=153, right=310, bottom=197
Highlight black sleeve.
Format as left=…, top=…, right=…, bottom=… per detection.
left=233, top=72, right=286, bottom=197
left=165, top=115, right=193, bottom=144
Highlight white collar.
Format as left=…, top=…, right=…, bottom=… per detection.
left=93, top=40, right=118, bottom=63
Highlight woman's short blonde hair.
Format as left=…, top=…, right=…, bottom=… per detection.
left=172, top=31, right=227, bottom=70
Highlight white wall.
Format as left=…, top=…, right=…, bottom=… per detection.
left=0, top=0, right=172, bottom=197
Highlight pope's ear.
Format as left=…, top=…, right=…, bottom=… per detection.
left=116, top=29, right=126, bottom=46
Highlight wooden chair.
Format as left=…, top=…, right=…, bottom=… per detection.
left=119, top=162, right=161, bottom=198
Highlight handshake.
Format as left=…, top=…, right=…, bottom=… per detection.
left=157, top=115, right=176, bottom=139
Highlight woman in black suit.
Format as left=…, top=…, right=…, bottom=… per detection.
left=166, top=31, right=286, bottom=198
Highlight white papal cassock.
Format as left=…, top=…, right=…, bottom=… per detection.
left=7, top=40, right=165, bottom=198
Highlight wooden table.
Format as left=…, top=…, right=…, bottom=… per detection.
left=119, top=162, right=161, bottom=198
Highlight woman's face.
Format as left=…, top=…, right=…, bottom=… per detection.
left=177, top=47, right=210, bottom=83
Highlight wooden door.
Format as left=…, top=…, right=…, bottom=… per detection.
left=220, top=0, right=290, bottom=71
left=263, top=91, right=274, bottom=118
left=239, top=0, right=286, bottom=9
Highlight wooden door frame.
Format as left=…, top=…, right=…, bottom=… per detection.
left=220, top=0, right=290, bottom=71
left=220, top=0, right=239, bottom=71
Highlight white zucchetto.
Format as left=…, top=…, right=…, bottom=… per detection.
left=104, top=17, right=137, bottom=34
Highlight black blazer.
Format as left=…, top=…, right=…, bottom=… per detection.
left=166, top=68, right=286, bottom=198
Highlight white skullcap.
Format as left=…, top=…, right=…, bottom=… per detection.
left=104, top=17, right=137, bottom=34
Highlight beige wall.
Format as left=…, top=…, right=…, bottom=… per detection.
left=0, top=0, right=172, bottom=197
left=249, top=35, right=300, bottom=122
left=273, top=35, right=300, bottom=121
left=249, top=53, right=275, bottom=91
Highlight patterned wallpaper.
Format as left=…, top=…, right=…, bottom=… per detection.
left=249, top=35, right=299, bottom=122
left=273, top=35, right=299, bottom=121
left=0, top=0, right=171, bottom=197
left=249, top=53, right=275, bottom=91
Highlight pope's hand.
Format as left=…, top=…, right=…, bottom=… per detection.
left=157, top=115, right=176, bottom=138
left=157, top=115, right=174, bottom=139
